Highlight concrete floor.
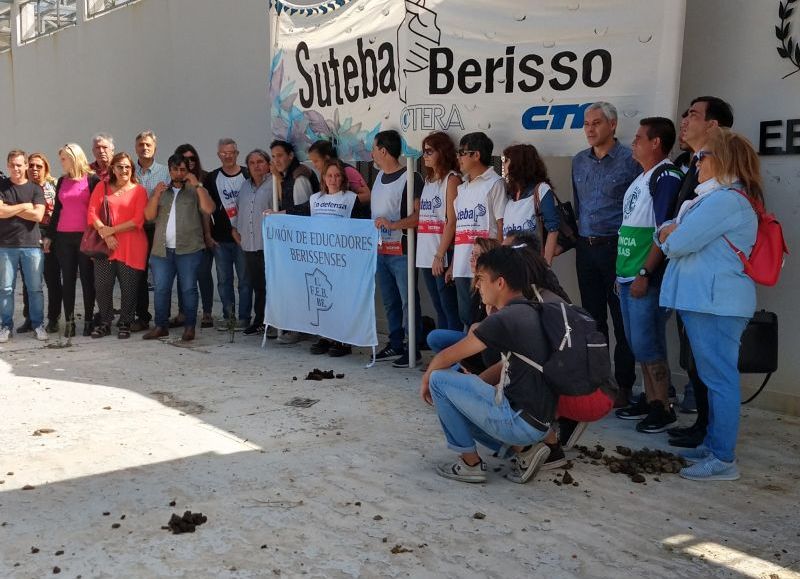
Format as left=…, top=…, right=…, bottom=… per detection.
left=1, top=305, right=799, bottom=578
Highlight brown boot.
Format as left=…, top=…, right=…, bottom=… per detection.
left=142, top=327, right=169, bottom=340
left=181, top=326, right=196, bottom=342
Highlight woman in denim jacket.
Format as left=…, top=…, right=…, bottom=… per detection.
left=656, top=128, right=760, bottom=481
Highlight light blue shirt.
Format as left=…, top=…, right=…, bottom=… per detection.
left=657, top=184, right=757, bottom=318
left=136, top=160, right=169, bottom=198
left=571, top=140, right=640, bottom=237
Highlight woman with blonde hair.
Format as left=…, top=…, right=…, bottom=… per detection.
left=17, top=153, right=61, bottom=334
left=46, top=144, right=101, bottom=337
left=657, top=127, right=761, bottom=481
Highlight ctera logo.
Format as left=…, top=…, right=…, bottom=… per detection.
left=457, top=204, right=487, bottom=223
left=522, top=103, right=591, bottom=130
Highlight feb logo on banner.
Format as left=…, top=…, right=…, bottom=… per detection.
left=263, top=214, right=379, bottom=347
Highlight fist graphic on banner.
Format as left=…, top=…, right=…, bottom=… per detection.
left=397, top=0, right=442, bottom=103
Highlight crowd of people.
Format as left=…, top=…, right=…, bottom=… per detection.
left=0, top=95, right=763, bottom=483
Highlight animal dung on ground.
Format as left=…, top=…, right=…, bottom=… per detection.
left=576, top=445, right=687, bottom=483
left=166, top=511, right=208, bottom=534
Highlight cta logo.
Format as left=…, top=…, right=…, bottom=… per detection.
left=522, top=103, right=591, bottom=130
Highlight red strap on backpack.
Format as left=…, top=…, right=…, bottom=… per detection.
left=724, top=190, right=789, bottom=287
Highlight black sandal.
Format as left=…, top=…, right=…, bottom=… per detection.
left=91, top=324, right=110, bottom=339
left=118, top=326, right=131, bottom=339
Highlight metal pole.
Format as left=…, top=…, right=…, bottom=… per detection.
left=406, top=156, right=416, bottom=368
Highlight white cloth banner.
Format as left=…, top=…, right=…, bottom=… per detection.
left=268, top=0, right=686, bottom=158
left=263, top=214, right=379, bottom=347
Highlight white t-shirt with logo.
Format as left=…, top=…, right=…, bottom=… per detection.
left=216, top=171, right=247, bottom=219
left=310, top=191, right=357, bottom=218
left=416, top=171, right=456, bottom=268
left=453, top=168, right=507, bottom=278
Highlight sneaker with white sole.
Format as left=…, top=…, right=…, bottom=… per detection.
left=615, top=394, right=650, bottom=420
left=436, top=458, right=487, bottom=483
left=0, top=326, right=10, bottom=343
left=541, top=442, right=567, bottom=471
left=680, top=456, right=740, bottom=481
left=34, top=325, right=48, bottom=341
left=374, top=344, right=402, bottom=362
left=635, top=402, right=677, bottom=434
left=506, top=442, right=550, bottom=484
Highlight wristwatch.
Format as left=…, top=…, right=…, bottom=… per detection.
left=638, top=267, right=651, bottom=278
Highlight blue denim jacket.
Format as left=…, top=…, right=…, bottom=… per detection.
left=571, top=141, right=640, bottom=237
left=657, top=185, right=757, bottom=318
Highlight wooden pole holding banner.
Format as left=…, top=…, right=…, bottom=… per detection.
left=262, top=173, right=281, bottom=349
left=406, top=156, right=416, bottom=368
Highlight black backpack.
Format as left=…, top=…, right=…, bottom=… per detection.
left=502, top=291, right=613, bottom=398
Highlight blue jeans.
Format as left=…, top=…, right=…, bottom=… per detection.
left=151, top=249, right=203, bottom=328
left=679, top=310, right=748, bottom=463
left=454, top=277, right=473, bottom=328
left=427, top=329, right=465, bottom=353
left=429, top=370, right=547, bottom=455
left=618, top=282, right=670, bottom=362
left=213, top=242, right=251, bottom=322
left=376, top=253, right=423, bottom=352
left=420, top=267, right=461, bottom=331
left=0, top=247, right=44, bottom=328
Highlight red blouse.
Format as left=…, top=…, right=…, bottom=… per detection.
left=87, top=181, right=148, bottom=270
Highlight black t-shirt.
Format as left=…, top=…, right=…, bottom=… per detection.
left=473, top=297, right=557, bottom=429
left=0, top=177, right=46, bottom=247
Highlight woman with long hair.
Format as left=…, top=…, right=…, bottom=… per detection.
left=87, top=152, right=148, bottom=339
left=657, top=127, right=762, bottom=481
left=17, top=153, right=62, bottom=334
left=46, top=144, right=101, bottom=336
left=417, top=132, right=462, bottom=332
left=172, top=144, right=214, bottom=328
left=501, top=144, right=561, bottom=265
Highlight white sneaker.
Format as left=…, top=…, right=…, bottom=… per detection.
left=277, top=330, right=301, bottom=344
left=0, top=326, right=10, bottom=343
left=506, top=442, right=550, bottom=484
left=34, top=325, right=48, bottom=341
left=436, top=458, right=487, bottom=483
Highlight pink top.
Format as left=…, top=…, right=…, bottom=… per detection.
left=345, top=166, right=367, bottom=192
left=57, top=176, right=92, bottom=233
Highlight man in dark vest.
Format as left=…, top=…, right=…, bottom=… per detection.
left=268, top=139, right=320, bottom=344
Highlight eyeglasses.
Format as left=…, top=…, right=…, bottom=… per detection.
left=114, top=165, right=133, bottom=172
left=183, top=155, right=197, bottom=161
left=29, top=164, right=45, bottom=170
left=696, top=150, right=714, bottom=163
left=457, top=150, right=477, bottom=157
left=422, top=147, right=436, bottom=157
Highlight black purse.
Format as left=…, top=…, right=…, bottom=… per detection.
left=533, top=185, right=578, bottom=256
left=679, top=309, right=778, bottom=404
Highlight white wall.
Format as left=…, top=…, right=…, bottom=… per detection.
left=0, top=0, right=270, bottom=171
left=678, top=0, right=800, bottom=413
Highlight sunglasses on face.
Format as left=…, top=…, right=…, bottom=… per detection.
left=29, top=164, right=44, bottom=170
left=114, top=165, right=132, bottom=172
left=696, top=150, right=714, bottom=163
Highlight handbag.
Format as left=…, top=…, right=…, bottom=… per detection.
left=678, top=309, right=778, bottom=404
left=533, top=184, right=578, bottom=256
left=80, top=183, right=112, bottom=258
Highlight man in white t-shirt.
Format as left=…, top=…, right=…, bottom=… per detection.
left=370, top=130, right=425, bottom=367
left=452, top=132, right=507, bottom=327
